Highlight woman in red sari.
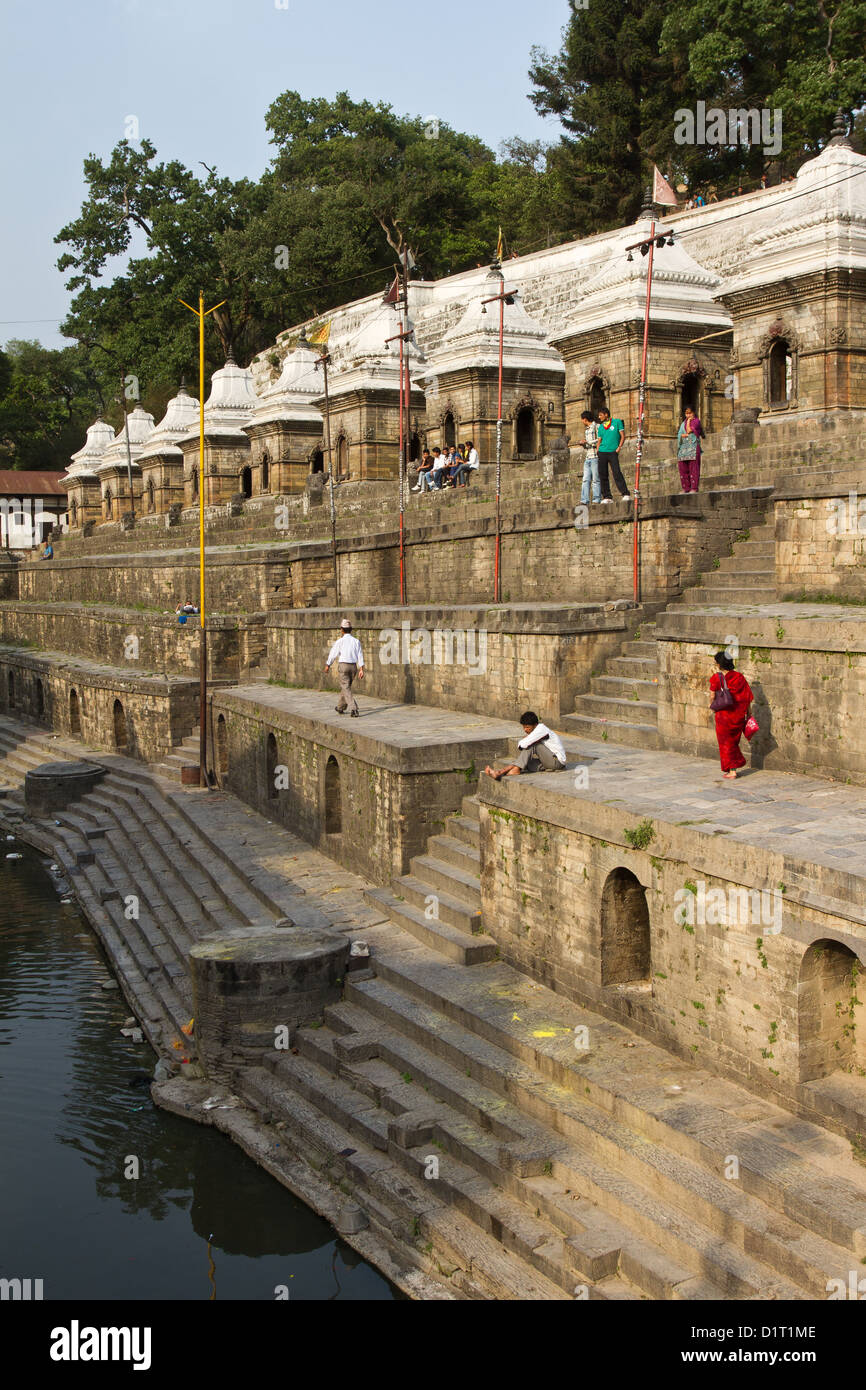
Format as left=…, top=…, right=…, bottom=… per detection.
left=710, top=652, right=753, bottom=779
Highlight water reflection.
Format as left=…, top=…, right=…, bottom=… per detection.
left=0, top=842, right=398, bottom=1300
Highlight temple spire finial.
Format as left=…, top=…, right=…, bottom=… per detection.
left=829, top=108, right=851, bottom=148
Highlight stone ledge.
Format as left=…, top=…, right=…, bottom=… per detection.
left=215, top=686, right=515, bottom=775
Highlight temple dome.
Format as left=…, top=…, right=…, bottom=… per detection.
left=204, top=356, right=257, bottom=412
left=248, top=332, right=324, bottom=431
left=553, top=224, right=730, bottom=341
left=67, top=418, right=115, bottom=477
left=96, top=406, right=156, bottom=472
left=424, top=267, right=565, bottom=377
left=717, top=139, right=866, bottom=296
left=138, top=385, right=200, bottom=460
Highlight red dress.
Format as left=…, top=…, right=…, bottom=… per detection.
left=710, top=670, right=753, bottom=772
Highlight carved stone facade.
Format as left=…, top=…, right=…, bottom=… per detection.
left=715, top=140, right=866, bottom=419
left=420, top=268, right=565, bottom=461
left=138, top=385, right=199, bottom=515
left=244, top=332, right=325, bottom=495
left=178, top=358, right=256, bottom=507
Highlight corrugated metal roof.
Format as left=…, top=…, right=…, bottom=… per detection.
left=0, top=471, right=68, bottom=496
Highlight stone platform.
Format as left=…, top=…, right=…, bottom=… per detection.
left=212, top=686, right=518, bottom=885
left=481, top=730, right=866, bottom=1139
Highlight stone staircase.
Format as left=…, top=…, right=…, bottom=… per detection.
left=3, top=714, right=865, bottom=1301
left=678, top=519, right=776, bottom=606
left=364, top=796, right=498, bottom=966
left=238, top=930, right=866, bottom=1301
left=0, top=719, right=291, bottom=1055
left=154, top=726, right=202, bottom=783
left=563, top=520, right=776, bottom=748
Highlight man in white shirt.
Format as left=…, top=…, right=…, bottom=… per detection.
left=484, top=711, right=567, bottom=779
left=453, top=440, right=480, bottom=488
left=325, top=619, right=365, bottom=717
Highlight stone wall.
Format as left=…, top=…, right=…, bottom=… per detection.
left=213, top=688, right=511, bottom=885
left=653, top=610, right=866, bottom=783
left=267, top=602, right=640, bottom=721
left=29, top=489, right=768, bottom=617
left=333, top=490, right=767, bottom=608
left=0, top=648, right=198, bottom=760
left=479, top=776, right=866, bottom=1110
left=774, top=492, right=866, bottom=600
left=0, top=602, right=260, bottom=681
left=18, top=550, right=293, bottom=613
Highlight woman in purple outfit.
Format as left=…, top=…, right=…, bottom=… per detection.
left=676, top=406, right=704, bottom=493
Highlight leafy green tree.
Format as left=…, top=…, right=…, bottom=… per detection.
left=0, top=341, right=104, bottom=470
left=261, top=91, right=501, bottom=278
left=529, top=0, right=681, bottom=230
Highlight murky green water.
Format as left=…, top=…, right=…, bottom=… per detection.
left=0, top=841, right=398, bottom=1300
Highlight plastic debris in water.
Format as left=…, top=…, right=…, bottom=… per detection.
left=181, top=1018, right=194, bottom=1036
left=5, top=834, right=14, bottom=841
left=5, top=853, right=22, bottom=860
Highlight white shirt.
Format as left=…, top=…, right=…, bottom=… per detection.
left=431, top=455, right=446, bottom=473
left=466, top=448, right=479, bottom=469
left=327, top=634, right=364, bottom=666
left=518, top=722, right=567, bottom=765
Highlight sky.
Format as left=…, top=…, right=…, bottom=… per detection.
left=0, top=0, right=568, bottom=351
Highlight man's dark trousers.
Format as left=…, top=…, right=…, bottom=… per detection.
left=597, top=451, right=630, bottom=500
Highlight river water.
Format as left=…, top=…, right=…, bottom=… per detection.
left=0, top=841, right=397, bottom=1301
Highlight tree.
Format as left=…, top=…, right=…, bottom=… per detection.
left=55, top=139, right=277, bottom=398
left=263, top=92, right=500, bottom=276
left=0, top=341, right=104, bottom=470
left=529, top=0, right=680, bottom=231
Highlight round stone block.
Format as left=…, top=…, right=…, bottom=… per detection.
left=190, top=928, right=349, bottom=1082
left=25, top=761, right=106, bottom=815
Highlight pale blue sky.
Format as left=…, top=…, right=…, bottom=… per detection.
left=0, top=0, right=568, bottom=350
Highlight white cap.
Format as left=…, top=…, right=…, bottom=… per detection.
left=340, top=619, right=352, bottom=630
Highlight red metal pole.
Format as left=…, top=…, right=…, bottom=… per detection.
left=633, top=220, right=656, bottom=604
left=398, top=330, right=406, bottom=606
left=494, top=290, right=504, bottom=604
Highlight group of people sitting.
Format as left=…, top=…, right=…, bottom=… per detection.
left=410, top=442, right=479, bottom=493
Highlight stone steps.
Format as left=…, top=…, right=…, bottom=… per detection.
left=363, top=795, right=496, bottom=965
left=257, top=982, right=825, bottom=1298
left=344, top=948, right=866, bottom=1295
left=42, top=815, right=193, bottom=1045
left=238, top=1062, right=592, bottom=1301
left=322, top=999, right=805, bottom=1299
left=284, top=1026, right=700, bottom=1298
left=564, top=515, right=778, bottom=750
left=153, top=727, right=202, bottom=783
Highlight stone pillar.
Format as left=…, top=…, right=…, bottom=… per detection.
left=190, top=928, right=349, bottom=1083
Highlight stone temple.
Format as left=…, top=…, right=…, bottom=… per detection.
left=1, top=123, right=866, bottom=1299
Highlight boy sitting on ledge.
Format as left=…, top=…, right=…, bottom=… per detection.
left=484, top=711, right=567, bottom=779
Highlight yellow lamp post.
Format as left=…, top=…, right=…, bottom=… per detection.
left=179, top=291, right=226, bottom=786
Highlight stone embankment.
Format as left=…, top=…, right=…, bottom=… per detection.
left=2, top=714, right=866, bottom=1302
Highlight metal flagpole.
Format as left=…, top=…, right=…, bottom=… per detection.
left=120, top=371, right=135, bottom=520
left=624, top=198, right=673, bottom=604
left=314, top=345, right=339, bottom=607
left=179, top=291, right=226, bottom=786
left=386, top=319, right=413, bottom=607
left=482, top=260, right=512, bottom=604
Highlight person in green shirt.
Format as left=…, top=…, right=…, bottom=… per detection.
left=595, top=408, right=631, bottom=503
